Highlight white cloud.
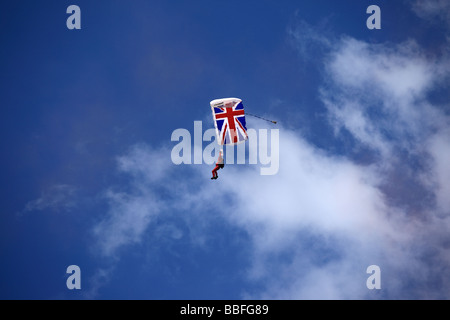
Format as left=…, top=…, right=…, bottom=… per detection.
left=326, top=39, right=437, bottom=100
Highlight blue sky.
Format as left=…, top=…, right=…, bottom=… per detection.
left=1, top=0, right=450, bottom=299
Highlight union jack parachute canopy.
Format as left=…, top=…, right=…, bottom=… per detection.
left=210, top=98, right=248, bottom=146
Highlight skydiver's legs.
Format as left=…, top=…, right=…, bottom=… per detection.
left=211, top=164, right=220, bottom=179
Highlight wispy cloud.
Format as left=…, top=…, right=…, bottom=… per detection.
left=92, top=144, right=173, bottom=259
left=287, top=19, right=332, bottom=62
left=83, top=267, right=115, bottom=300
left=412, top=0, right=450, bottom=27
left=22, top=184, right=78, bottom=214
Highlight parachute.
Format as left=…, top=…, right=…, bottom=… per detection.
left=210, top=97, right=277, bottom=146
left=210, top=98, right=248, bottom=146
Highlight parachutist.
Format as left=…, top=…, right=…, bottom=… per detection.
left=211, top=149, right=224, bottom=180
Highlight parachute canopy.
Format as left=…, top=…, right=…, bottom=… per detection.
left=210, top=97, right=248, bottom=146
